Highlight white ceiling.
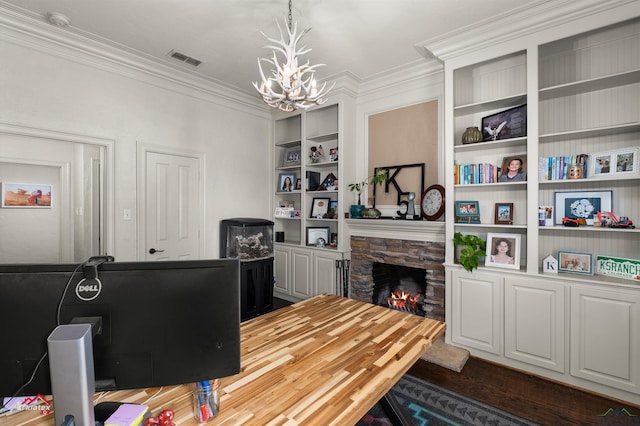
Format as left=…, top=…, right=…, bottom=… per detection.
left=2, top=0, right=547, bottom=97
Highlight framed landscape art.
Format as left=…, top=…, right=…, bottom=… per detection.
left=1, top=183, right=52, bottom=208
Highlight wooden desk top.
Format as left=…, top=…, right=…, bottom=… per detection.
left=3, top=294, right=445, bottom=425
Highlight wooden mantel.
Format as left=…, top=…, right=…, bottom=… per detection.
left=346, top=219, right=445, bottom=243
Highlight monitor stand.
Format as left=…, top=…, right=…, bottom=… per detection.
left=47, top=323, right=96, bottom=426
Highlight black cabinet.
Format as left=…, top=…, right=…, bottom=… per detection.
left=220, top=218, right=274, bottom=321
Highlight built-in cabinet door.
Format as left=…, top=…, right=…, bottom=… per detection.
left=505, top=277, right=566, bottom=373
left=450, top=269, right=502, bottom=355
left=570, top=285, right=640, bottom=395
left=274, top=245, right=291, bottom=296
left=291, top=248, right=313, bottom=299
left=314, top=250, right=341, bottom=296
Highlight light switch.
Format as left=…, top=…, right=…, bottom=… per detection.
left=123, top=209, right=132, bottom=220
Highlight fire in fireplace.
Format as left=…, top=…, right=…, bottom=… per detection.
left=387, top=290, right=421, bottom=312
left=372, top=263, right=427, bottom=316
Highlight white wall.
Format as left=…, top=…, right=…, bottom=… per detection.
left=354, top=65, right=445, bottom=211
left=0, top=25, right=272, bottom=261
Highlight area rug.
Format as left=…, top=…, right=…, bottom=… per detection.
left=357, top=374, right=539, bottom=426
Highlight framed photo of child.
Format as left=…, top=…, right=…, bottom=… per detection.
left=499, top=155, right=527, bottom=182
left=485, top=233, right=520, bottom=270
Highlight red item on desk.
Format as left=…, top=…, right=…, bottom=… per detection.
left=143, top=409, right=175, bottom=426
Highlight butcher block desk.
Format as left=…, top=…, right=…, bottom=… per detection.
left=3, top=294, right=445, bottom=425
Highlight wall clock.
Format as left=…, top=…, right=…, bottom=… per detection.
left=421, top=184, right=445, bottom=220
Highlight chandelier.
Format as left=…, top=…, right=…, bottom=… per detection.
left=253, top=0, right=334, bottom=112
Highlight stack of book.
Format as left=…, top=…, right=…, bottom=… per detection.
left=454, top=162, right=501, bottom=185
left=538, top=154, right=588, bottom=181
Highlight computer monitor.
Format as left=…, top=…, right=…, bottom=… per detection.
left=0, top=258, right=241, bottom=398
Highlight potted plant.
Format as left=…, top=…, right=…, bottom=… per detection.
left=348, top=170, right=387, bottom=218
left=453, top=232, right=486, bottom=272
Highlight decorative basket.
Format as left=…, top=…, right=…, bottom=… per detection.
left=462, top=127, right=482, bottom=144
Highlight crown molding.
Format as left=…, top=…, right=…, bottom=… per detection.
left=0, top=3, right=272, bottom=118
left=356, top=59, right=443, bottom=97
left=416, top=0, right=639, bottom=62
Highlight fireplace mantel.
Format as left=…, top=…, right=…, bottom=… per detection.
left=346, top=219, right=445, bottom=243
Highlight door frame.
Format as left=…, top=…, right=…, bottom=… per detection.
left=0, top=123, right=115, bottom=260
left=136, top=142, right=206, bottom=260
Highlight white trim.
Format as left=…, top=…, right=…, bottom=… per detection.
left=0, top=2, right=271, bottom=119
left=346, top=219, right=445, bottom=243
left=417, top=0, right=639, bottom=62
left=0, top=122, right=115, bottom=260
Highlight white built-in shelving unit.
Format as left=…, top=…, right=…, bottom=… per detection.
left=443, top=13, right=640, bottom=405
left=272, top=100, right=355, bottom=303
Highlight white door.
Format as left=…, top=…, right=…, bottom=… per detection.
left=145, top=151, right=201, bottom=260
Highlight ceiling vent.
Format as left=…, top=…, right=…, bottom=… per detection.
left=167, top=50, right=204, bottom=67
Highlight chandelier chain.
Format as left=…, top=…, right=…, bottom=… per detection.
left=288, top=0, right=293, bottom=31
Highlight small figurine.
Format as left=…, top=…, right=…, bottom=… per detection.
left=484, top=120, right=507, bottom=141
left=309, top=146, right=320, bottom=163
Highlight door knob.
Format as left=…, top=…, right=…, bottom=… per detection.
left=149, top=248, right=165, bottom=254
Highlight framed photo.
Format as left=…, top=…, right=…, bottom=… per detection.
left=455, top=201, right=480, bottom=223
left=494, top=203, right=513, bottom=225
left=554, top=190, right=612, bottom=225
left=295, top=178, right=302, bottom=190
left=327, top=200, right=338, bottom=219
left=278, top=173, right=295, bottom=192
left=499, top=155, right=527, bottom=182
left=538, top=205, right=554, bottom=227
left=558, top=250, right=593, bottom=275
left=481, top=104, right=527, bottom=141
left=615, top=148, right=638, bottom=175
left=485, top=233, right=520, bottom=270
left=306, top=226, right=329, bottom=247
left=1, top=183, right=52, bottom=208
left=310, top=197, right=331, bottom=218
left=283, top=148, right=301, bottom=166
left=589, top=147, right=639, bottom=178
left=330, top=232, right=338, bottom=248
left=320, top=173, right=338, bottom=190
left=589, top=151, right=614, bottom=177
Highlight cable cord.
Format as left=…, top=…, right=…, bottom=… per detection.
left=1, top=261, right=84, bottom=409
left=56, top=262, right=84, bottom=326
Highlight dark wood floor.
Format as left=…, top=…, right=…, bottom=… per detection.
left=273, top=297, right=640, bottom=425
left=409, top=353, right=640, bottom=425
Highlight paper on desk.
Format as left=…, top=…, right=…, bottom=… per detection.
left=1, top=397, right=31, bottom=415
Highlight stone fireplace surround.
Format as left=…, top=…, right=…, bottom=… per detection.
left=348, top=221, right=446, bottom=322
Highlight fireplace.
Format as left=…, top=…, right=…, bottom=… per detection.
left=372, top=263, right=427, bottom=316
left=350, top=236, right=445, bottom=322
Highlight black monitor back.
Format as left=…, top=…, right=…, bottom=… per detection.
left=0, top=259, right=241, bottom=396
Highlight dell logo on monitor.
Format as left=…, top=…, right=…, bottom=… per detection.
left=75, top=278, right=102, bottom=301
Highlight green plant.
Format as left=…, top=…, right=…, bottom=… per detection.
left=348, top=170, right=388, bottom=205
left=453, top=232, right=486, bottom=272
